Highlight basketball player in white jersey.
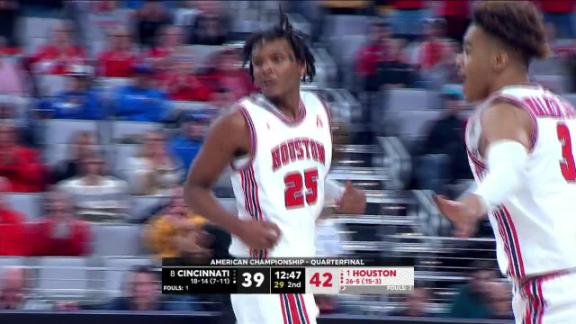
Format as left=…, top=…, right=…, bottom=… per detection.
left=435, top=1, right=576, bottom=323
left=184, top=15, right=366, bottom=324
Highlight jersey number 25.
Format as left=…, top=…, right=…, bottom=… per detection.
left=284, top=168, right=319, bottom=208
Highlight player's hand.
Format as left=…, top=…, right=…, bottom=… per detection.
left=434, top=194, right=486, bottom=238
left=336, top=181, right=366, bottom=215
left=237, top=219, right=281, bottom=250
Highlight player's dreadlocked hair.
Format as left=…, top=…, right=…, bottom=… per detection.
left=472, top=1, right=550, bottom=66
left=243, top=13, right=316, bottom=82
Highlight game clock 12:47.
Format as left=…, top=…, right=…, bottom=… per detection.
left=271, top=268, right=305, bottom=294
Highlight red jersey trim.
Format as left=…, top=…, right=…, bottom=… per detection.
left=491, top=95, right=539, bottom=152
left=230, top=105, right=257, bottom=172
left=249, top=94, right=307, bottom=127
left=316, top=94, right=334, bottom=178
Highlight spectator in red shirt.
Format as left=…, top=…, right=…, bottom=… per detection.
left=0, top=178, right=27, bottom=255
left=30, top=190, right=92, bottom=256
left=210, top=87, right=235, bottom=112
left=374, top=39, right=415, bottom=89
left=355, top=21, right=394, bottom=90
left=30, top=22, right=87, bottom=75
left=205, top=48, right=254, bottom=101
left=0, top=122, right=45, bottom=192
left=163, top=57, right=213, bottom=101
left=146, top=25, right=187, bottom=77
left=416, top=19, right=450, bottom=71
left=97, top=26, right=140, bottom=77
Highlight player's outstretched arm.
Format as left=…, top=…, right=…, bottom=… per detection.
left=184, top=110, right=281, bottom=250
left=435, top=102, right=533, bottom=238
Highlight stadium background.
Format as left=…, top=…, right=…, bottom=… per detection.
left=0, top=0, right=574, bottom=323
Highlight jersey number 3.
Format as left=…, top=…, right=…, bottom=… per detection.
left=557, top=122, right=576, bottom=181
left=284, top=168, right=319, bottom=208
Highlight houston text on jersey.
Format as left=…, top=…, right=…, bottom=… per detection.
left=271, top=137, right=326, bottom=171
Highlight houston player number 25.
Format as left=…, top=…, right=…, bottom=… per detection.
left=284, top=168, right=318, bottom=208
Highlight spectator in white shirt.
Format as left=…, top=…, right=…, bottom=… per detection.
left=58, top=152, right=129, bottom=223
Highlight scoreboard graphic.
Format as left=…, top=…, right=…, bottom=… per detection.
left=162, top=258, right=414, bottom=295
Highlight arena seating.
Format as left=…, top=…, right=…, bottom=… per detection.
left=2, top=2, right=574, bottom=322
left=41, top=120, right=102, bottom=145
left=6, top=193, right=43, bottom=220
left=92, top=225, right=145, bottom=256
left=35, top=257, right=95, bottom=299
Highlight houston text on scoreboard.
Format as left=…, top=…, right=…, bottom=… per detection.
left=346, top=269, right=398, bottom=277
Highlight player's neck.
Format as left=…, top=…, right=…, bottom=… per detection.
left=269, top=90, right=301, bottom=120
left=488, top=71, right=530, bottom=97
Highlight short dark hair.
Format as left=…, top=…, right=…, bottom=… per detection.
left=243, top=14, right=316, bottom=82
left=472, top=1, right=550, bottom=65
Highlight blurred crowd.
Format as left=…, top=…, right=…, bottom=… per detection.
left=0, top=0, right=574, bottom=320
left=390, top=263, right=513, bottom=320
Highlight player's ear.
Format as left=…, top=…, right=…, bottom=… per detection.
left=492, top=50, right=509, bottom=72
left=300, top=62, right=306, bottom=79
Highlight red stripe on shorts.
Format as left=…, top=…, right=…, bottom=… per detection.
left=286, top=294, right=302, bottom=324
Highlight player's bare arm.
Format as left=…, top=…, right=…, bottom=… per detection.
left=184, top=110, right=281, bottom=250
left=322, top=114, right=366, bottom=216
left=435, top=102, right=533, bottom=237
left=324, top=179, right=366, bottom=216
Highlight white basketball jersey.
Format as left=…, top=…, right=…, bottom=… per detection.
left=466, top=85, right=576, bottom=279
left=229, top=91, right=332, bottom=259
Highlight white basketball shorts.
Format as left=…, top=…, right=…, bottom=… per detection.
left=231, top=293, right=319, bottom=324
left=512, top=270, right=576, bottom=324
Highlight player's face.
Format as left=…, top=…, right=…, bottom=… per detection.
left=251, top=38, right=305, bottom=100
left=459, top=25, right=494, bottom=102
